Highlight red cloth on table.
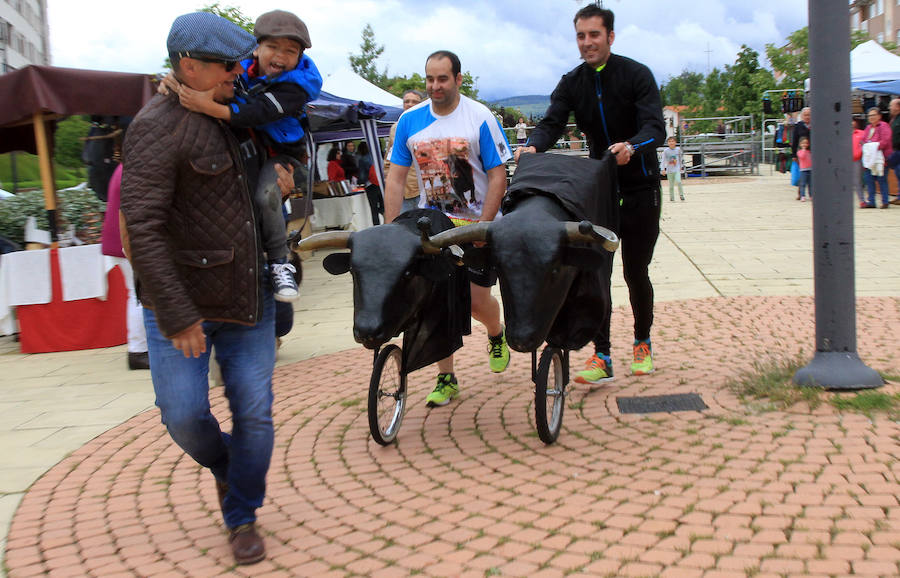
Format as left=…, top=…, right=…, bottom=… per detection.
left=17, top=248, right=127, bottom=353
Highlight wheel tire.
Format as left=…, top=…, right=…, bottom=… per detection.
left=368, top=344, right=407, bottom=446
left=534, top=347, right=566, bottom=444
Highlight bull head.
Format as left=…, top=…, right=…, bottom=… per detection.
left=295, top=223, right=449, bottom=349
left=423, top=195, right=619, bottom=352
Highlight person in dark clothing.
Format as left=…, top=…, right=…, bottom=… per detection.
left=167, top=10, right=322, bottom=304
left=356, top=141, right=373, bottom=186
left=341, top=141, right=359, bottom=183
left=516, top=4, right=665, bottom=383
left=887, top=99, right=900, bottom=204
left=121, top=12, right=296, bottom=565
left=791, top=107, right=810, bottom=160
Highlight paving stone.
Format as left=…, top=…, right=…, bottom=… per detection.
left=4, top=174, right=900, bottom=575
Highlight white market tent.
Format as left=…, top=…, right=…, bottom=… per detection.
left=321, top=68, right=403, bottom=108
left=851, top=40, right=900, bottom=94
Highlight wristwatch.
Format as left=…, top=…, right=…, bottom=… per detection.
left=624, top=142, right=634, bottom=155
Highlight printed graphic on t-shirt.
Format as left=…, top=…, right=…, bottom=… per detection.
left=414, top=137, right=480, bottom=215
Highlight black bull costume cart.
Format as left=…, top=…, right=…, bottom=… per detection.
left=295, top=152, right=619, bottom=445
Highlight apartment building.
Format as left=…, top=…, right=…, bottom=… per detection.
left=0, top=0, right=49, bottom=73
left=851, top=0, right=900, bottom=45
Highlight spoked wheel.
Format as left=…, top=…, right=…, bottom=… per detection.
left=534, top=346, right=566, bottom=444
left=368, top=344, right=407, bottom=446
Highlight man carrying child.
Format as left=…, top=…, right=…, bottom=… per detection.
left=172, top=10, right=322, bottom=302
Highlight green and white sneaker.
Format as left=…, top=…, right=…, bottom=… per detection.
left=574, top=353, right=614, bottom=384
left=488, top=327, right=510, bottom=373
left=631, top=339, right=655, bottom=375
left=426, top=373, right=459, bottom=407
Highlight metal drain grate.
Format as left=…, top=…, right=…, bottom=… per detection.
left=616, top=393, right=708, bottom=414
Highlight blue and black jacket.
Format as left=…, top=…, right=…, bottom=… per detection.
left=528, top=54, right=665, bottom=206
left=230, top=53, right=323, bottom=157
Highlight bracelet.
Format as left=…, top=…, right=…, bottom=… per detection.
left=625, top=142, right=634, bottom=155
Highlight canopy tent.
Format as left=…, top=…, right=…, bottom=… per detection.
left=0, top=65, right=155, bottom=243
left=303, top=87, right=403, bottom=196
left=851, top=40, right=900, bottom=94
left=322, top=67, right=403, bottom=108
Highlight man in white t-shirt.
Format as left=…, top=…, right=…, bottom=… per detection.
left=384, top=50, right=512, bottom=408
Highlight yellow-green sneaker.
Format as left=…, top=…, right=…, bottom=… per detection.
left=487, top=327, right=510, bottom=373
left=426, top=373, right=459, bottom=407
left=574, top=353, right=614, bottom=384
left=631, top=340, right=655, bottom=375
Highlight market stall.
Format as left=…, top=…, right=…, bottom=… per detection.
left=0, top=65, right=154, bottom=349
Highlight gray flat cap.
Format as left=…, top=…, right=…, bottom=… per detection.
left=167, top=12, right=257, bottom=61
left=254, top=10, right=311, bottom=49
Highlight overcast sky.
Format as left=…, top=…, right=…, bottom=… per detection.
left=47, top=0, right=808, bottom=101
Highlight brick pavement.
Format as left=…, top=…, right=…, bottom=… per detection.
left=3, top=172, right=900, bottom=577
left=5, top=295, right=900, bottom=577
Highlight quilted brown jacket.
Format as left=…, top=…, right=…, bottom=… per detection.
left=121, top=93, right=263, bottom=338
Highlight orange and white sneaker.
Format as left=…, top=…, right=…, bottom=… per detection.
left=631, top=340, right=655, bottom=375
left=574, top=353, right=614, bottom=384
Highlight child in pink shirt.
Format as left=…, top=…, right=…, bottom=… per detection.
left=796, top=136, right=812, bottom=201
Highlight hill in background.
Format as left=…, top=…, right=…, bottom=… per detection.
left=490, top=95, right=551, bottom=120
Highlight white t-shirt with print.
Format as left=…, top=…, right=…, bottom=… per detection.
left=390, top=95, right=512, bottom=224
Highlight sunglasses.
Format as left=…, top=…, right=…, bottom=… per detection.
left=194, top=57, right=239, bottom=72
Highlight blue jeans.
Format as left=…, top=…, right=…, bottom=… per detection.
left=797, top=170, right=811, bottom=199
left=863, top=168, right=889, bottom=206
left=144, top=286, right=276, bottom=529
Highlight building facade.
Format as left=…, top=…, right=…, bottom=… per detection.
left=851, top=0, right=900, bottom=46
left=0, top=0, right=49, bottom=73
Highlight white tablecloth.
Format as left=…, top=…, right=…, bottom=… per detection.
left=0, top=245, right=118, bottom=336
left=310, top=192, right=376, bottom=232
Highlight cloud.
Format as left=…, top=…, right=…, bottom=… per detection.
left=46, top=0, right=808, bottom=99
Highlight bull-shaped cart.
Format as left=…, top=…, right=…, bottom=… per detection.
left=423, top=152, right=620, bottom=443
left=294, top=209, right=472, bottom=445
left=295, top=152, right=619, bottom=445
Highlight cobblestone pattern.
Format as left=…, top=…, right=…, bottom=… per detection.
left=6, top=296, right=900, bottom=577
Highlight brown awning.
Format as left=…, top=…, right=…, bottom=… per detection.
left=0, top=65, right=155, bottom=154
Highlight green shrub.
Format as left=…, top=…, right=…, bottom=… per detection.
left=0, top=189, right=106, bottom=246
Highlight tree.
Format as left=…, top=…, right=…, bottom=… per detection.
left=702, top=68, right=727, bottom=116
left=201, top=2, right=253, bottom=32
left=460, top=72, right=479, bottom=100
left=349, top=24, right=388, bottom=86
left=384, top=73, right=425, bottom=96
left=659, top=70, right=705, bottom=110
left=350, top=24, right=482, bottom=100
left=766, top=27, right=808, bottom=89
left=724, top=45, right=770, bottom=117
left=53, top=116, right=91, bottom=168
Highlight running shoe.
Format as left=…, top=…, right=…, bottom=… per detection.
left=631, top=339, right=655, bottom=375
left=426, top=373, right=459, bottom=407
left=574, top=353, right=614, bottom=384
left=488, top=327, right=510, bottom=373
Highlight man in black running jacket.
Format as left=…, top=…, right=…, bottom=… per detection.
left=516, top=4, right=665, bottom=384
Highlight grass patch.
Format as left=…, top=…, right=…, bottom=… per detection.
left=830, top=391, right=900, bottom=417
left=729, top=355, right=900, bottom=418
left=727, top=355, right=824, bottom=410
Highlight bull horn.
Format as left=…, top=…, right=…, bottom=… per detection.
left=294, top=230, right=352, bottom=252
left=564, top=221, right=620, bottom=252
left=421, top=221, right=492, bottom=254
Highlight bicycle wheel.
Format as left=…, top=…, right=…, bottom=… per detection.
left=534, top=346, right=566, bottom=444
left=368, top=344, right=407, bottom=446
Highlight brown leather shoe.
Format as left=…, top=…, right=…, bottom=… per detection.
left=229, top=523, right=265, bottom=565
left=889, top=198, right=900, bottom=205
